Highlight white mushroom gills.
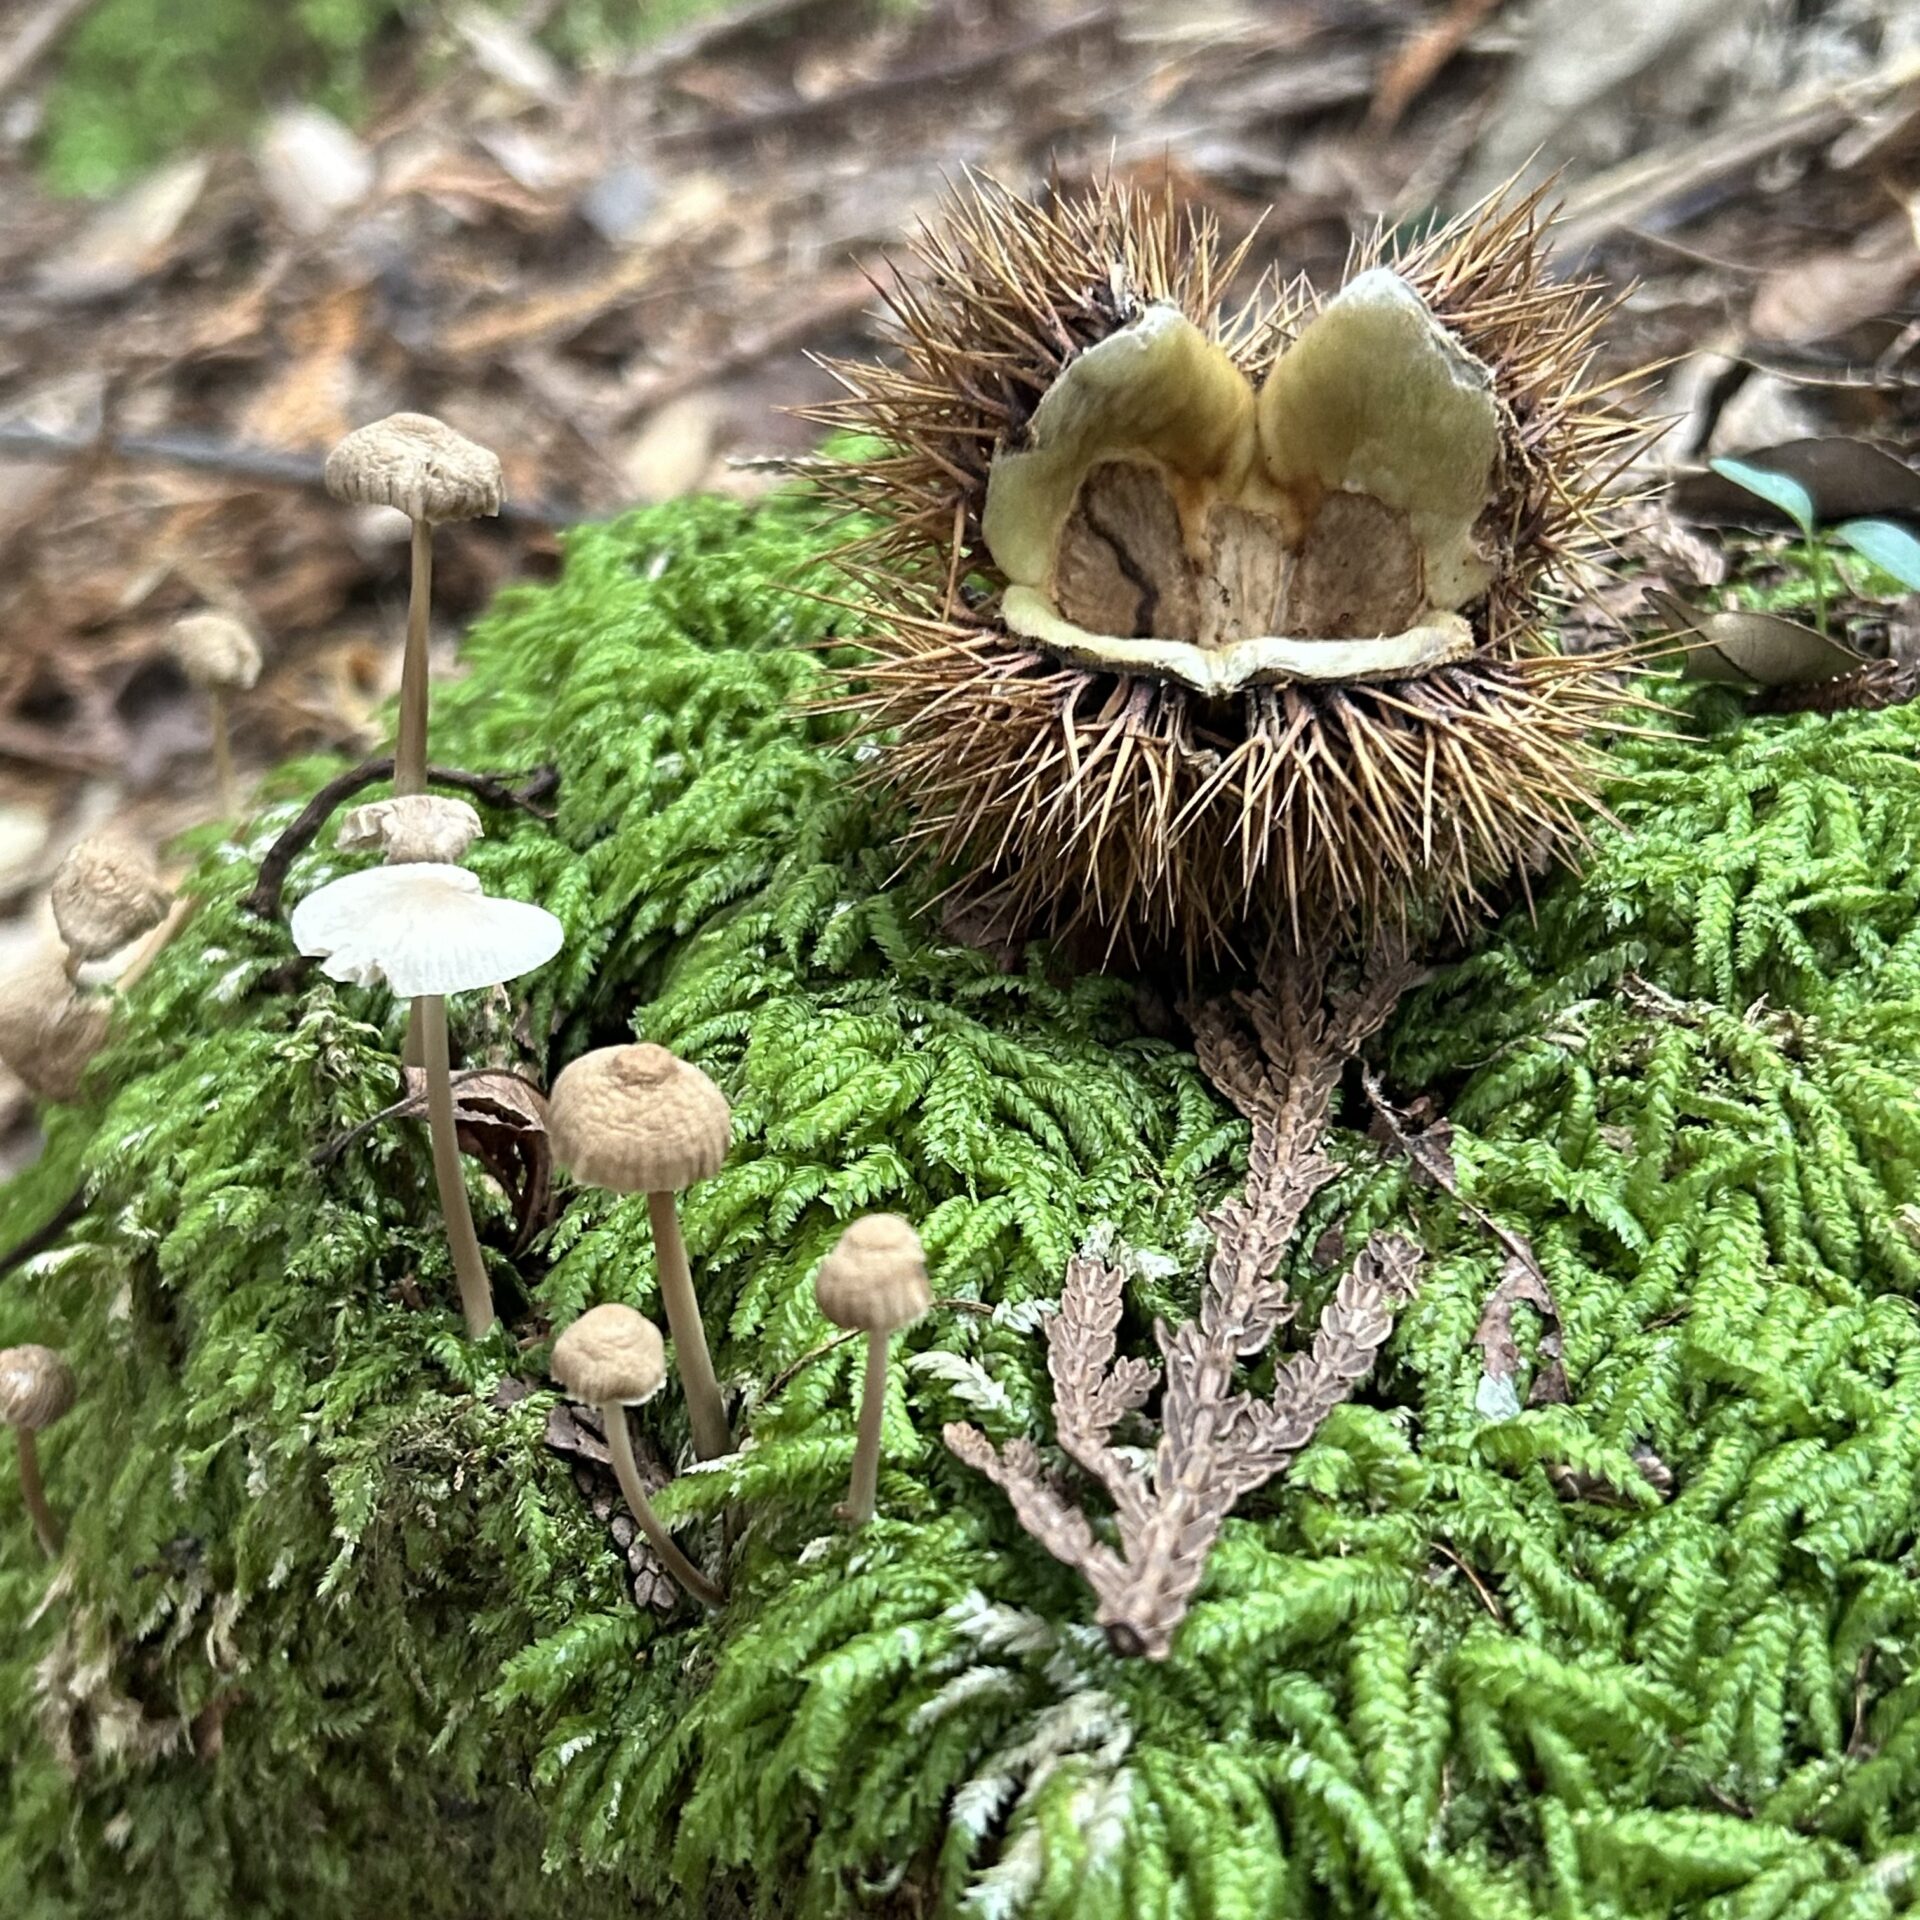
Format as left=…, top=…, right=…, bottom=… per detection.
left=291, top=862, right=563, bottom=1338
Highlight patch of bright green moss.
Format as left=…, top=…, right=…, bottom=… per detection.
left=5, top=495, right=1920, bottom=1917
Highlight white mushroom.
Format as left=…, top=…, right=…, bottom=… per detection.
left=291, top=863, right=562, bottom=1337
left=337, top=794, right=484, bottom=866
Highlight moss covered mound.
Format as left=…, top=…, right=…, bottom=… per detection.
left=5, top=496, right=1920, bottom=1918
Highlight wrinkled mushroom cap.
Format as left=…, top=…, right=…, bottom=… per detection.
left=50, top=837, right=172, bottom=962
left=337, top=795, right=483, bottom=866
left=548, top=1044, right=731, bottom=1195
left=0, top=957, right=110, bottom=1101
left=324, top=412, right=503, bottom=524
left=550, top=1304, right=666, bottom=1407
left=166, top=611, right=262, bottom=692
left=0, top=1345, right=76, bottom=1431
left=814, top=1214, right=931, bottom=1332
left=289, top=863, right=563, bottom=998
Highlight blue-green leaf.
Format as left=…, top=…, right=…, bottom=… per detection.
left=1709, top=458, right=1817, bottom=538
left=1835, top=518, right=1920, bottom=592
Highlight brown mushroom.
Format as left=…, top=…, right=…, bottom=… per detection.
left=49, top=837, right=172, bottom=977
left=0, top=1344, right=75, bottom=1558
left=814, top=1214, right=931, bottom=1525
left=167, top=611, right=262, bottom=819
left=550, top=1305, right=723, bottom=1608
left=0, top=956, right=110, bottom=1101
left=324, top=413, right=503, bottom=797
left=547, top=1045, right=733, bottom=1460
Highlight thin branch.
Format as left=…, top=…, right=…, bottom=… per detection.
left=242, top=759, right=559, bottom=921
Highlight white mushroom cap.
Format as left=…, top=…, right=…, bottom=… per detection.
left=166, top=611, right=262, bottom=692
left=337, top=795, right=483, bottom=865
left=548, top=1044, right=731, bottom=1195
left=0, top=1345, right=76, bottom=1432
left=550, top=1304, right=666, bottom=1406
left=324, top=413, right=503, bottom=524
left=290, top=864, right=562, bottom=998
left=0, top=957, right=111, bottom=1101
left=50, top=837, right=173, bottom=962
left=815, top=1214, right=931, bottom=1332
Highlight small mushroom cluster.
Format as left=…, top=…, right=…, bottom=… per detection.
left=0, top=837, right=174, bottom=1103
left=540, top=1041, right=935, bottom=1608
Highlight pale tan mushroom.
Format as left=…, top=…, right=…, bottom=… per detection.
left=337, top=795, right=483, bottom=866
left=0, top=956, right=110, bottom=1101
left=0, top=1344, right=76, bottom=1557
left=814, top=1214, right=931, bottom=1525
left=324, top=413, right=503, bottom=797
left=49, top=837, right=172, bottom=977
left=167, top=611, right=262, bottom=818
left=550, top=1305, right=723, bottom=1608
left=548, top=1045, right=733, bottom=1461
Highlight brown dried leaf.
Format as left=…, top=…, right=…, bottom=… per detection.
left=1749, top=215, right=1920, bottom=346
left=1473, top=1254, right=1569, bottom=1407
left=1671, top=439, right=1920, bottom=525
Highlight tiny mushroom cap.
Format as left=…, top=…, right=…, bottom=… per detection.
left=50, top=837, right=172, bottom=962
left=337, top=795, right=483, bottom=866
left=551, top=1304, right=666, bottom=1407
left=324, top=412, right=503, bottom=524
left=0, top=957, right=111, bottom=1100
left=290, top=863, right=562, bottom=998
left=815, top=1214, right=932, bottom=1333
left=0, top=1345, right=76, bottom=1433
left=166, top=611, right=262, bottom=693
left=548, top=1045, right=731, bottom=1195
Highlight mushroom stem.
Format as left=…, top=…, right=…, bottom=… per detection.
left=843, top=1327, right=891, bottom=1526
left=645, top=1189, right=731, bottom=1461
left=396, top=517, right=433, bottom=797
left=209, top=690, right=238, bottom=820
left=600, top=1401, right=724, bottom=1608
left=415, top=993, right=496, bottom=1339
left=16, top=1428, right=61, bottom=1559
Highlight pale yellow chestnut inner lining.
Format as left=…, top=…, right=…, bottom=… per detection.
left=981, top=271, right=1501, bottom=695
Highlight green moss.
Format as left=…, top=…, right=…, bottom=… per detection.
left=6, top=495, right=1920, bottom=1916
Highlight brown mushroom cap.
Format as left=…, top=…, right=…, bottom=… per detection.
left=166, top=611, right=262, bottom=693
left=550, top=1304, right=666, bottom=1406
left=0, top=957, right=110, bottom=1101
left=548, top=1045, right=731, bottom=1194
left=324, top=412, right=503, bottom=524
left=0, top=1345, right=76, bottom=1431
left=814, top=1214, right=932, bottom=1332
left=49, top=837, right=172, bottom=963
left=337, top=795, right=483, bottom=865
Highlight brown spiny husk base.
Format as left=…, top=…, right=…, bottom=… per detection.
left=811, top=173, right=1651, bottom=968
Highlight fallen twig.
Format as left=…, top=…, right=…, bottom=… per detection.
left=949, top=940, right=1424, bottom=1659
left=243, top=759, right=559, bottom=922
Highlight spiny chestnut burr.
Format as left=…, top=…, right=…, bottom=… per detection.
left=809, top=172, right=1650, bottom=966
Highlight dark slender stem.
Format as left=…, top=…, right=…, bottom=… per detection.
left=417, top=995, right=496, bottom=1339
left=646, top=1190, right=731, bottom=1461
left=242, top=759, right=558, bottom=921
left=601, top=1402, right=724, bottom=1608
left=0, top=1189, right=87, bottom=1283
left=17, top=1428, right=60, bottom=1558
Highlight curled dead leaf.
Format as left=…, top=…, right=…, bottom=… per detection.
left=1647, top=589, right=1866, bottom=688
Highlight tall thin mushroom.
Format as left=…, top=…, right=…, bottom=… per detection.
left=166, top=611, right=262, bottom=820
left=550, top=1304, right=723, bottom=1609
left=548, top=1045, right=733, bottom=1461
left=323, top=413, right=502, bottom=798
left=814, top=1214, right=931, bottom=1525
left=291, top=856, right=562, bottom=1338
left=0, top=1345, right=76, bottom=1558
